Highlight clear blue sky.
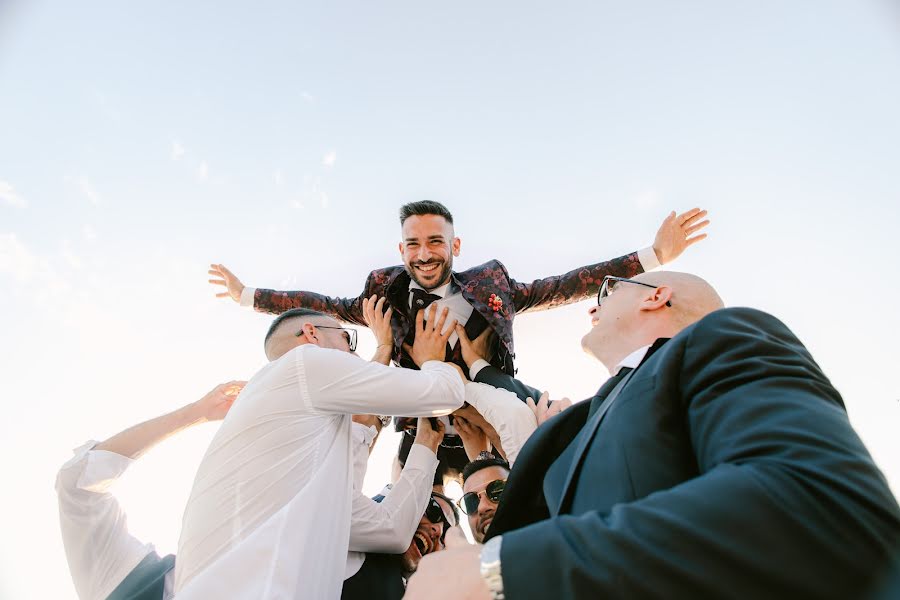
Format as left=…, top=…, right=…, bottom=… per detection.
left=2, top=2, right=899, bottom=598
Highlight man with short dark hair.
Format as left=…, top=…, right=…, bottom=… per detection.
left=407, top=272, right=900, bottom=599
left=174, top=303, right=466, bottom=599
left=460, top=455, right=510, bottom=544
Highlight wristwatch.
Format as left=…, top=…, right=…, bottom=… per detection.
left=378, top=415, right=392, bottom=429
left=480, top=535, right=504, bottom=600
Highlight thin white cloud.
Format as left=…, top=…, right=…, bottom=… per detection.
left=60, top=240, right=83, bottom=270
left=300, top=91, right=315, bottom=104
left=171, top=141, right=186, bottom=161
left=322, top=151, right=337, bottom=168
left=197, top=161, right=209, bottom=182
left=0, top=180, right=27, bottom=208
left=0, top=233, right=39, bottom=281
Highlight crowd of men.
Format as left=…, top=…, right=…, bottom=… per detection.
left=57, top=201, right=900, bottom=599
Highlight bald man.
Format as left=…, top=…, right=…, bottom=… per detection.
left=407, top=272, right=900, bottom=600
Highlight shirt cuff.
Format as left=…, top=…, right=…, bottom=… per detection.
left=239, top=286, right=256, bottom=307
left=638, top=246, right=661, bottom=271
left=404, top=440, right=441, bottom=469
left=60, top=443, right=135, bottom=493
left=469, top=359, right=491, bottom=380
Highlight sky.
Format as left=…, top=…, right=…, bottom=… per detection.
left=1, top=1, right=899, bottom=598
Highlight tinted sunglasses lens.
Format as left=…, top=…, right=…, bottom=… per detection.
left=486, top=479, right=506, bottom=502
left=425, top=499, right=443, bottom=523
left=460, top=493, right=479, bottom=515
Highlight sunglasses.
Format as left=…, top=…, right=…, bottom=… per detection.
left=425, top=494, right=458, bottom=542
left=457, top=479, right=506, bottom=515
left=297, top=325, right=358, bottom=351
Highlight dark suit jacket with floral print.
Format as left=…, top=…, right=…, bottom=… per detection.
left=253, top=251, right=644, bottom=375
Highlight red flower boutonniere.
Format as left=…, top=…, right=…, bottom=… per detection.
left=488, top=293, right=504, bottom=313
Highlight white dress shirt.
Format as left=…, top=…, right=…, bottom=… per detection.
left=174, top=345, right=463, bottom=599
left=463, top=382, right=538, bottom=466
left=56, top=441, right=176, bottom=600
left=55, top=420, right=437, bottom=600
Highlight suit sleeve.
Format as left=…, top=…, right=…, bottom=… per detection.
left=474, top=365, right=542, bottom=403
left=509, top=252, right=644, bottom=314
left=500, top=309, right=900, bottom=599
left=251, top=270, right=382, bottom=324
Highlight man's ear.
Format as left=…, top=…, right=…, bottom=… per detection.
left=301, top=322, right=319, bottom=345
left=638, top=285, right=673, bottom=312
left=452, top=237, right=461, bottom=257
left=398, top=241, right=404, bottom=256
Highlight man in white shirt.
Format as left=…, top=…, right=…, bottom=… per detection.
left=56, top=380, right=445, bottom=600
left=173, top=304, right=467, bottom=599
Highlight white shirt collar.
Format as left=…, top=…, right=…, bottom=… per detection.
left=614, top=345, right=652, bottom=375
left=408, top=280, right=452, bottom=298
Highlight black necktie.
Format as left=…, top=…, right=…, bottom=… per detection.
left=410, top=288, right=442, bottom=313
left=588, top=367, right=633, bottom=417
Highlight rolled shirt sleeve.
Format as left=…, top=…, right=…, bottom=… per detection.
left=56, top=442, right=156, bottom=600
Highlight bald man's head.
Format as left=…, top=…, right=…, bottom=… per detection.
left=264, top=308, right=354, bottom=361
left=582, top=271, right=724, bottom=372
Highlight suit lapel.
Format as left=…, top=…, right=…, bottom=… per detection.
left=556, top=368, right=637, bottom=514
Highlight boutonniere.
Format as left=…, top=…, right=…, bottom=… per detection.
left=488, top=293, right=504, bottom=313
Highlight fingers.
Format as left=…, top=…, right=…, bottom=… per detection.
left=455, top=323, right=470, bottom=345
left=444, top=524, right=469, bottom=548
left=415, top=307, right=425, bottom=332
left=417, top=417, right=433, bottom=432
left=209, top=279, right=226, bottom=286
left=538, top=391, right=550, bottom=411
left=216, top=264, right=236, bottom=278
left=684, top=220, right=710, bottom=236
left=558, top=397, right=573, bottom=411
left=686, top=233, right=708, bottom=246
left=676, top=208, right=702, bottom=224
left=215, top=292, right=230, bottom=298
left=433, top=418, right=446, bottom=437
left=433, top=305, right=449, bottom=334
left=402, top=342, right=413, bottom=356
left=474, top=328, right=493, bottom=344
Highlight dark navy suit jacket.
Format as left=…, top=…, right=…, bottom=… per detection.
left=477, top=307, right=900, bottom=599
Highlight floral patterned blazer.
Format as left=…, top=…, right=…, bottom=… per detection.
left=253, top=252, right=644, bottom=376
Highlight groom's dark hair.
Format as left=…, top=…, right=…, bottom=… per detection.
left=399, top=200, right=454, bottom=225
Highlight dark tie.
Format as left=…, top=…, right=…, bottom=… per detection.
left=588, top=367, right=633, bottom=417
left=410, top=288, right=442, bottom=313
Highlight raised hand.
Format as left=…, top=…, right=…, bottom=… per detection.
left=362, top=295, right=394, bottom=348
left=652, top=208, right=710, bottom=264
left=208, top=263, right=246, bottom=303
left=454, top=415, right=491, bottom=461
left=193, top=380, right=247, bottom=422
left=455, top=325, right=494, bottom=368
left=413, top=416, right=446, bottom=454
left=526, top=391, right=572, bottom=426
left=402, top=304, right=458, bottom=367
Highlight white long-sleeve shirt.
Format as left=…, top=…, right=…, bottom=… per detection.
left=57, top=421, right=439, bottom=600
left=174, top=345, right=464, bottom=599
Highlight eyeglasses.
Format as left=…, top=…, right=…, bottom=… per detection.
left=457, top=479, right=506, bottom=515
left=296, top=325, right=358, bottom=351
left=597, top=276, right=671, bottom=308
